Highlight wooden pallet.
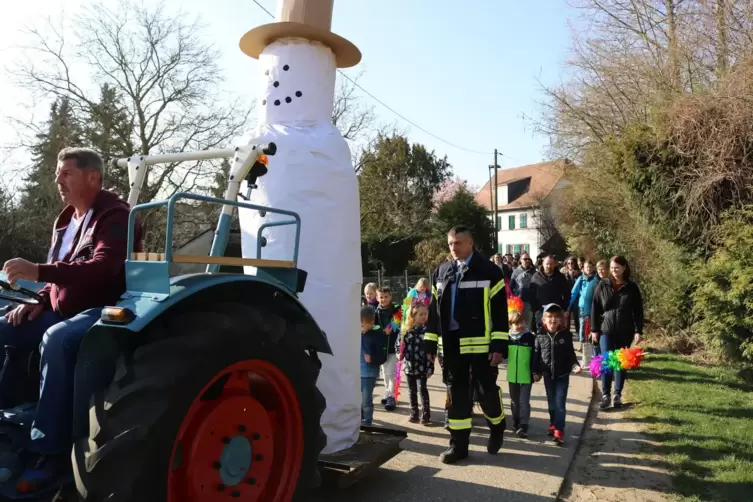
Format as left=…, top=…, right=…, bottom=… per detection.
left=317, top=425, right=407, bottom=490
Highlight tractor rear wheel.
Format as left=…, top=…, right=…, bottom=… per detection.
left=72, top=302, right=326, bottom=502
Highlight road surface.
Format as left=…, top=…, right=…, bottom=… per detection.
left=315, top=350, right=594, bottom=501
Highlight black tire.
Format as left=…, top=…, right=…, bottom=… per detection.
left=72, top=301, right=326, bottom=501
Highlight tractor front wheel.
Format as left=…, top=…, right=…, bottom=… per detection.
left=72, top=302, right=326, bottom=502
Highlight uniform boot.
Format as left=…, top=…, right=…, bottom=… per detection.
left=487, top=424, right=504, bottom=455
left=439, top=432, right=469, bottom=464
left=443, top=393, right=450, bottom=430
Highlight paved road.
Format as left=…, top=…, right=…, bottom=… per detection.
left=315, top=348, right=594, bottom=501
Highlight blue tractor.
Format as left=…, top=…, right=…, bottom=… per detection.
left=0, top=142, right=404, bottom=501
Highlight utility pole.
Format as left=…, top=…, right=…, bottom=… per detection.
left=488, top=164, right=495, bottom=241
left=494, top=148, right=499, bottom=251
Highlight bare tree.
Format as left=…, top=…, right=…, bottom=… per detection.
left=666, top=0, right=682, bottom=91
left=531, top=0, right=721, bottom=160
left=12, top=0, right=252, bottom=202
left=715, top=0, right=729, bottom=74
left=529, top=188, right=566, bottom=254
left=332, top=70, right=375, bottom=143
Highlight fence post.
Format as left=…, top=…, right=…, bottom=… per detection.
left=377, top=270, right=382, bottom=286
left=404, top=270, right=409, bottom=294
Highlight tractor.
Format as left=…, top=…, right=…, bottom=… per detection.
left=0, top=142, right=405, bottom=501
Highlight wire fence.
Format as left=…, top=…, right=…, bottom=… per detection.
left=362, top=272, right=430, bottom=299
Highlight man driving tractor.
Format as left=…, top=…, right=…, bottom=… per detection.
left=0, top=147, right=141, bottom=493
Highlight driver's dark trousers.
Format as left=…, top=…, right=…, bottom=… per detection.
left=443, top=348, right=505, bottom=452
left=0, top=308, right=101, bottom=454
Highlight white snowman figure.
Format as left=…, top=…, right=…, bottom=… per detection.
left=238, top=0, right=363, bottom=454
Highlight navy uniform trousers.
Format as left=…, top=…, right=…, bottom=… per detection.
left=441, top=333, right=505, bottom=450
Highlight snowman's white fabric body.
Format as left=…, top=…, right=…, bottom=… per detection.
left=238, top=38, right=361, bottom=454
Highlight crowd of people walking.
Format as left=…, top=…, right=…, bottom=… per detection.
left=361, top=227, right=645, bottom=463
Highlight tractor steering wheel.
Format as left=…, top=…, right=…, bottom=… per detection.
left=0, top=279, right=42, bottom=306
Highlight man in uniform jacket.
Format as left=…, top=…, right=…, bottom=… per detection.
left=424, top=226, right=509, bottom=464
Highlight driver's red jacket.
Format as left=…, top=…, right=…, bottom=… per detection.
left=35, top=190, right=144, bottom=318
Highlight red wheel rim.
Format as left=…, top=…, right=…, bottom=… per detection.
left=167, top=360, right=304, bottom=502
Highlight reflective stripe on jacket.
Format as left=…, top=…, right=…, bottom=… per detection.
left=425, top=252, right=509, bottom=356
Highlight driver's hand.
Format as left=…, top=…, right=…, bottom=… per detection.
left=3, top=258, right=39, bottom=283
left=6, top=304, right=44, bottom=327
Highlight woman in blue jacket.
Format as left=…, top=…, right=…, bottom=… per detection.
left=568, top=259, right=600, bottom=364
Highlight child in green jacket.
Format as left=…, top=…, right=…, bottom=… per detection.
left=507, top=309, right=535, bottom=438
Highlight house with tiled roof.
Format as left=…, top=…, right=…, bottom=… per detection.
left=475, top=159, right=570, bottom=259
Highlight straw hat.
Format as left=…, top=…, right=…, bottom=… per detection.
left=240, top=0, right=361, bottom=68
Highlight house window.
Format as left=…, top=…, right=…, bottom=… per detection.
left=507, top=244, right=530, bottom=256
left=508, top=215, right=515, bottom=230
left=498, top=242, right=504, bottom=253
left=496, top=217, right=501, bottom=231
left=520, top=213, right=528, bottom=229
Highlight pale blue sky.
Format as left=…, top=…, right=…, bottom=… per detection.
left=1, top=0, right=579, bottom=188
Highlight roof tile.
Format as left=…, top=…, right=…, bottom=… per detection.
left=475, top=159, right=568, bottom=211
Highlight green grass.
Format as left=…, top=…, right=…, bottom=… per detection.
left=627, top=352, right=753, bottom=502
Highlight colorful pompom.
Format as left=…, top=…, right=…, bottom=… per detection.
left=508, top=296, right=524, bottom=313
left=589, top=355, right=605, bottom=377
left=391, top=306, right=403, bottom=332
left=607, top=350, right=622, bottom=372
left=394, top=359, right=402, bottom=403
left=616, top=347, right=645, bottom=370
left=600, top=355, right=613, bottom=376
left=590, top=347, right=645, bottom=378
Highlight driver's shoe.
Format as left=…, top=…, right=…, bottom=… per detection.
left=16, top=452, right=66, bottom=494
left=0, top=452, right=21, bottom=484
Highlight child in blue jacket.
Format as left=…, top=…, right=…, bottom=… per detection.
left=568, top=259, right=600, bottom=364
left=361, top=306, right=387, bottom=426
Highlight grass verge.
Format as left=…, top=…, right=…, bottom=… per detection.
left=627, top=352, right=753, bottom=502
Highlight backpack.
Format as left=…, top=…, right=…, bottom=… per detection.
left=370, top=327, right=389, bottom=367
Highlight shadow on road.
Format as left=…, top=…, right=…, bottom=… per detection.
left=314, top=465, right=557, bottom=502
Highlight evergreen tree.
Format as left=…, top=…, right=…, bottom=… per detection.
left=411, top=185, right=496, bottom=273
left=211, top=158, right=232, bottom=199
left=0, top=184, right=14, bottom=262
left=85, top=84, right=134, bottom=198
left=358, top=133, right=452, bottom=239
left=19, top=97, right=83, bottom=261
left=431, top=185, right=496, bottom=257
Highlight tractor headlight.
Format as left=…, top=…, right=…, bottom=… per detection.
left=101, top=306, right=136, bottom=324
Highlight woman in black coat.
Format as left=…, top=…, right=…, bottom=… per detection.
left=590, top=256, right=644, bottom=410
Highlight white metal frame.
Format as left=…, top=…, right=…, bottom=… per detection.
left=114, top=145, right=264, bottom=211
